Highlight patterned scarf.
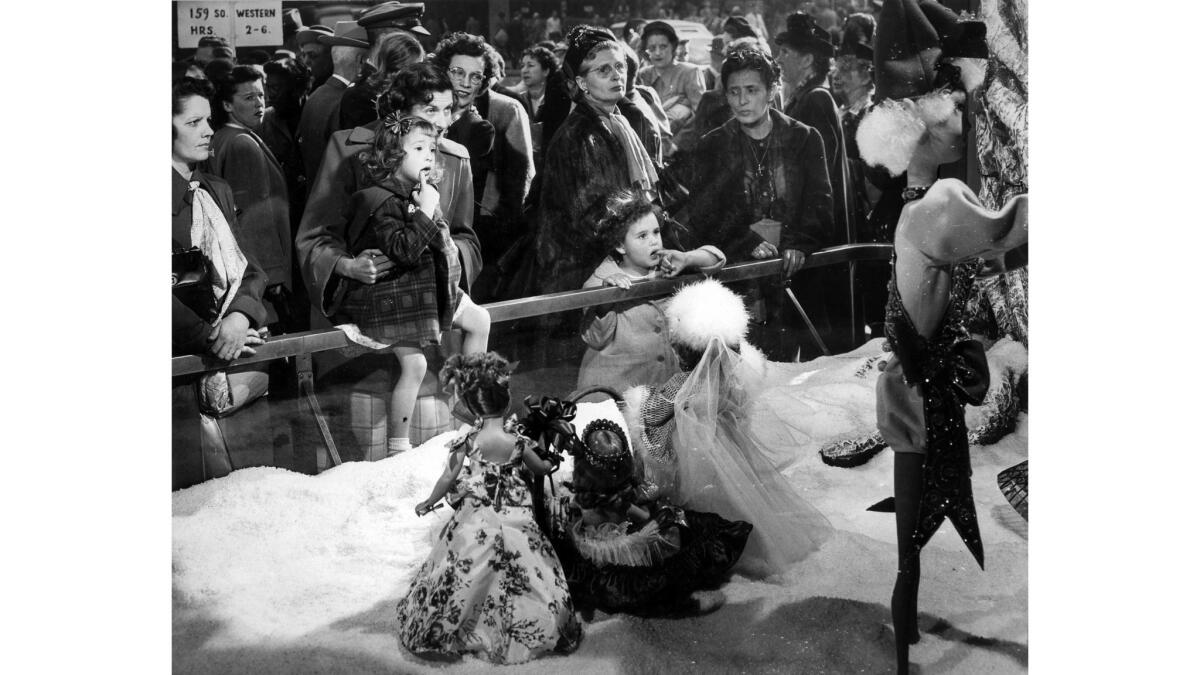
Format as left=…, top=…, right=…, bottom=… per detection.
left=597, top=108, right=659, bottom=191
left=189, top=180, right=248, bottom=414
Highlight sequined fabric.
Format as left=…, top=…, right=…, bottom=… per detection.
left=885, top=258, right=987, bottom=570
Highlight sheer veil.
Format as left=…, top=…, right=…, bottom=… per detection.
left=673, top=338, right=833, bottom=577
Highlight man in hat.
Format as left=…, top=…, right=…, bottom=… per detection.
left=297, top=25, right=334, bottom=91
left=338, top=3, right=430, bottom=134
left=297, top=21, right=367, bottom=183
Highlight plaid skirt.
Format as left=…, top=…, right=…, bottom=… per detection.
left=341, top=239, right=463, bottom=347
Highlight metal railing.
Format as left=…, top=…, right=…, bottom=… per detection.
left=173, top=243, right=892, bottom=377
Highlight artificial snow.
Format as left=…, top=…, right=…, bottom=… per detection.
left=173, top=342, right=1028, bottom=674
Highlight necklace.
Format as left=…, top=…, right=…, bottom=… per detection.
left=901, top=185, right=932, bottom=203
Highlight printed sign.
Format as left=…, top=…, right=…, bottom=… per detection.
left=177, top=1, right=283, bottom=49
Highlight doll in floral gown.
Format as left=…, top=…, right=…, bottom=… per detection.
left=396, top=352, right=581, bottom=665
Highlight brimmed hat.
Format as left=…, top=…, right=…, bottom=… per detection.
left=319, top=21, right=369, bottom=49
left=357, top=1, right=430, bottom=36
left=296, top=25, right=334, bottom=47
left=774, top=12, right=834, bottom=58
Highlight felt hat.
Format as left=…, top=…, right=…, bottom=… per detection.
left=774, top=12, right=834, bottom=58
left=357, top=2, right=430, bottom=36
left=198, top=36, right=230, bottom=48
left=273, top=48, right=296, bottom=60
left=296, top=25, right=334, bottom=47
left=318, top=21, right=369, bottom=49
left=723, top=16, right=757, bottom=40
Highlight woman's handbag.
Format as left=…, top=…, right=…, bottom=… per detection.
left=172, top=246, right=208, bottom=289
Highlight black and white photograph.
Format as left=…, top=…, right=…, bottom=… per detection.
left=6, top=0, right=1172, bottom=672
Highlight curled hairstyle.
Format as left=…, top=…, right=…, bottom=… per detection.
left=720, top=43, right=781, bottom=91
left=521, top=45, right=558, bottom=77
left=431, top=31, right=501, bottom=89
left=211, top=65, right=263, bottom=127
left=357, top=114, right=440, bottom=185
left=366, top=31, right=425, bottom=90
left=173, top=76, right=215, bottom=117
left=440, top=352, right=513, bottom=418
left=596, top=189, right=662, bottom=261
left=377, top=61, right=453, bottom=119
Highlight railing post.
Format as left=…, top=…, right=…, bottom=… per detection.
left=296, top=352, right=341, bottom=471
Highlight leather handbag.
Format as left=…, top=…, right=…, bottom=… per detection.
left=172, top=246, right=208, bottom=289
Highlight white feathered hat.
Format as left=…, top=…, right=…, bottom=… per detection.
left=665, top=278, right=749, bottom=351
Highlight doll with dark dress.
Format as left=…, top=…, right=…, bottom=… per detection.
left=554, top=417, right=752, bottom=616
left=855, top=2, right=1029, bottom=671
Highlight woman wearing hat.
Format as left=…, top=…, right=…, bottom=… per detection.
left=520, top=26, right=672, bottom=296
left=855, top=1, right=1027, bottom=669
left=777, top=12, right=851, bottom=249
left=636, top=20, right=707, bottom=142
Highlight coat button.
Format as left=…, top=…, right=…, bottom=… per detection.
left=656, top=355, right=665, bottom=362
left=654, top=327, right=662, bottom=333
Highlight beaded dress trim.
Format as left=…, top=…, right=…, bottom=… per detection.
left=884, top=257, right=987, bottom=570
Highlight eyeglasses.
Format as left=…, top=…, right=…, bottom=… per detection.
left=448, top=67, right=484, bottom=85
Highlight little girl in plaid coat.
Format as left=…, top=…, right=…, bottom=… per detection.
left=341, top=114, right=491, bottom=456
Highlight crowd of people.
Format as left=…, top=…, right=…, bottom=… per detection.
left=172, top=0, right=896, bottom=469
left=173, top=1, right=1029, bottom=672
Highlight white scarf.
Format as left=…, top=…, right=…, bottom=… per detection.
left=189, top=181, right=247, bottom=322
left=189, top=180, right=249, bottom=415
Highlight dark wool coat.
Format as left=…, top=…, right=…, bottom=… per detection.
left=445, top=105, right=497, bottom=212
left=784, top=80, right=851, bottom=245
left=668, top=108, right=833, bottom=258
left=295, top=120, right=481, bottom=318
left=172, top=169, right=268, bottom=356
left=338, top=63, right=379, bottom=132
left=339, top=181, right=462, bottom=343
left=259, top=108, right=307, bottom=230
left=204, top=125, right=293, bottom=289
left=297, top=76, right=347, bottom=184
left=475, top=90, right=534, bottom=224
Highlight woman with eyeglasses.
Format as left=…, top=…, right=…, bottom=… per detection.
left=432, top=32, right=533, bottom=301
left=518, top=25, right=678, bottom=297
